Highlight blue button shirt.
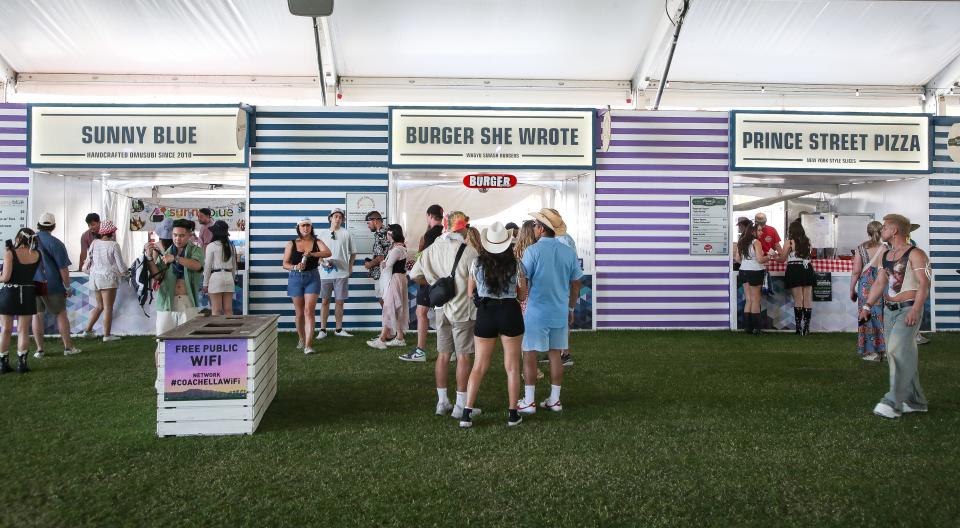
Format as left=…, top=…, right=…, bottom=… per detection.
left=522, top=237, right=582, bottom=328
left=34, top=230, right=72, bottom=293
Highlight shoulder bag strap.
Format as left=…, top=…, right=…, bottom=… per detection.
left=448, top=243, right=467, bottom=279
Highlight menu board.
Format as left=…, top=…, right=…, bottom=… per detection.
left=813, top=272, right=833, bottom=302
left=690, top=196, right=729, bottom=255
left=0, top=197, right=29, bottom=251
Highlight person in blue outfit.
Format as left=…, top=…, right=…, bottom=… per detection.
left=516, top=208, right=582, bottom=415
left=32, top=213, right=81, bottom=358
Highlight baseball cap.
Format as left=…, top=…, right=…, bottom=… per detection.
left=38, top=213, right=56, bottom=227
left=365, top=211, right=383, bottom=221
left=328, top=207, right=345, bottom=220
left=298, top=217, right=313, bottom=226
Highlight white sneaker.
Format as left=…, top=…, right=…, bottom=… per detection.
left=102, top=335, right=121, bottom=342
left=540, top=399, right=563, bottom=412
left=916, top=333, right=929, bottom=345
left=334, top=329, right=353, bottom=337
left=449, top=353, right=457, bottom=363
left=451, top=406, right=481, bottom=420
left=399, top=348, right=427, bottom=362
left=296, top=340, right=304, bottom=350
left=517, top=400, right=537, bottom=415
left=64, top=347, right=82, bottom=356
left=367, top=339, right=387, bottom=350
left=80, top=331, right=96, bottom=339
left=873, top=402, right=901, bottom=419
left=316, top=330, right=327, bottom=340
left=435, top=400, right=453, bottom=416
left=303, top=347, right=316, bottom=355
left=33, top=350, right=44, bottom=360
left=902, top=402, right=928, bottom=414
left=385, top=337, right=406, bottom=347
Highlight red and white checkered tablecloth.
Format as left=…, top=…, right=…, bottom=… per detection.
left=766, top=259, right=853, bottom=273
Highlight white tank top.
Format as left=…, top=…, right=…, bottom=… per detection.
left=740, top=243, right=765, bottom=271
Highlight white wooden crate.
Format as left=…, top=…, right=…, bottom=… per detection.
left=157, top=315, right=278, bottom=437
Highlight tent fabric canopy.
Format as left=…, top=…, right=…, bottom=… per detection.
left=2, top=0, right=960, bottom=101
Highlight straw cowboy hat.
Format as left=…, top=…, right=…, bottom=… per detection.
left=98, top=220, right=118, bottom=235
left=480, top=222, right=512, bottom=254
left=528, top=208, right=567, bottom=236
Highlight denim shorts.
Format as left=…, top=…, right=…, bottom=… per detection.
left=287, top=269, right=322, bottom=297
left=521, top=322, right=568, bottom=352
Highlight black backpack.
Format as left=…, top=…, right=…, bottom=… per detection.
left=129, top=256, right=162, bottom=316
left=428, top=243, right=467, bottom=307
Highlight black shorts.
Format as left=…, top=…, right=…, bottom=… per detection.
left=474, top=298, right=525, bottom=338
left=416, top=284, right=431, bottom=307
left=784, top=263, right=816, bottom=289
left=738, top=270, right=764, bottom=287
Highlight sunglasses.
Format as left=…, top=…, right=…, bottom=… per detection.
left=330, top=231, right=336, bottom=240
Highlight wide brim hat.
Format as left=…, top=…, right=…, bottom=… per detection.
left=529, top=208, right=567, bottom=235
left=98, top=220, right=117, bottom=235
left=481, top=222, right=513, bottom=254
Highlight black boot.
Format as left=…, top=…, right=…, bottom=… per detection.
left=742, top=312, right=752, bottom=334
left=794, top=307, right=804, bottom=335
left=751, top=313, right=762, bottom=336
left=802, top=308, right=812, bottom=336
left=16, top=353, right=30, bottom=374
left=0, top=355, right=12, bottom=374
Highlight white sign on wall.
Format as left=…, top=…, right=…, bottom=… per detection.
left=28, top=105, right=249, bottom=167
left=731, top=111, right=931, bottom=173
left=0, top=197, right=28, bottom=248
left=345, top=192, right=387, bottom=253
left=390, top=108, right=594, bottom=169
left=690, top=196, right=729, bottom=255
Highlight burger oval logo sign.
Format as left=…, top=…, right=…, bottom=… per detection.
left=463, top=173, right=517, bottom=189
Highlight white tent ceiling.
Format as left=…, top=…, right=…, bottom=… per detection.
left=2, top=0, right=960, bottom=107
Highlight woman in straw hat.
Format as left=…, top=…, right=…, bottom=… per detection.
left=81, top=220, right=126, bottom=342
left=459, top=222, right=526, bottom=428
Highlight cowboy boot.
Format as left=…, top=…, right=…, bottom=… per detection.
left=794, top=307, right=804, bottom=335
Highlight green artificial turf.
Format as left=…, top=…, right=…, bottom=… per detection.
left=1, top=331, right=958, bottom=527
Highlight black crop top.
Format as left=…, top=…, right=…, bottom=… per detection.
left=290, top=238, right=321, bottom=271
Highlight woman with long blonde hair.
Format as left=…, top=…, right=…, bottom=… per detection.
left=513, top=220, right=537, bottom=314
left=850, top=220, right=886, bottom=361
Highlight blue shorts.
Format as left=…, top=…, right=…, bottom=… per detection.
left=521, top=323, right=568, bottom=352
left=287, top=269, right=322, bottom=297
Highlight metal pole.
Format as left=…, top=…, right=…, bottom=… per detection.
left=653, top=0, right=689, bottom=110
left=312, top=17, right=327, bottom=105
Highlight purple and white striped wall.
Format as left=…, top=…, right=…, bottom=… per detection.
left=595, top=111, right=731, bottom=329
left=0, top=103, right=29, bottom=198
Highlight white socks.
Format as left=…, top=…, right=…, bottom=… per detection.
left=524, top=385, right=535, bottom=404
left=455, top=391, right=466, bottom=408
left=437, top=388, right=449, bottom=403
left=549, top=384, right=562, bottom=403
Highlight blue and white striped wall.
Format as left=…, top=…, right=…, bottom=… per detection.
left=249, top=107, right=388, bottom=330
left=595, top=111, right=731, bottom=329
left=931, top=116, right=960, bottom=331
left=0, top=103, right=29, bottom=199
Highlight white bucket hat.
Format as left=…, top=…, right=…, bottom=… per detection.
left=480, top=222, right=512, bottom=254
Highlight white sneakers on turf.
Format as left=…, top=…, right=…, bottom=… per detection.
left=385, top=337, right=406, bottom=347
left=64, top=347, right=82, bottom=356
left=873, top=402, right=901, bottom=419
left=451, top=406, right=481, bottom=420
left=303, top=347, right=316, bottom=355
left=296, top=340, right=304, bottom=350
left=517, top=400, right=537, bottom=415
left=316, top=330, right=327, bottom=340
left=540, top=399, right=563, bottom=412
left=33, top=350, right=44, bottom=359
left=507, top=415, right=523, bottom=427
left=80, top=331, right=96, bottom=339
left=436, top=401, right=453, bottom=416
left=367, top=338, right=387, bottom=350
left=902, top=402, right=928, bottom=414
left=103, top=335, right=121, bottom=342
left=334, top=329, right=353, bottom=337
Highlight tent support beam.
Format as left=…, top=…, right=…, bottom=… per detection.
left=653, top=0, right=689, bottom=110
